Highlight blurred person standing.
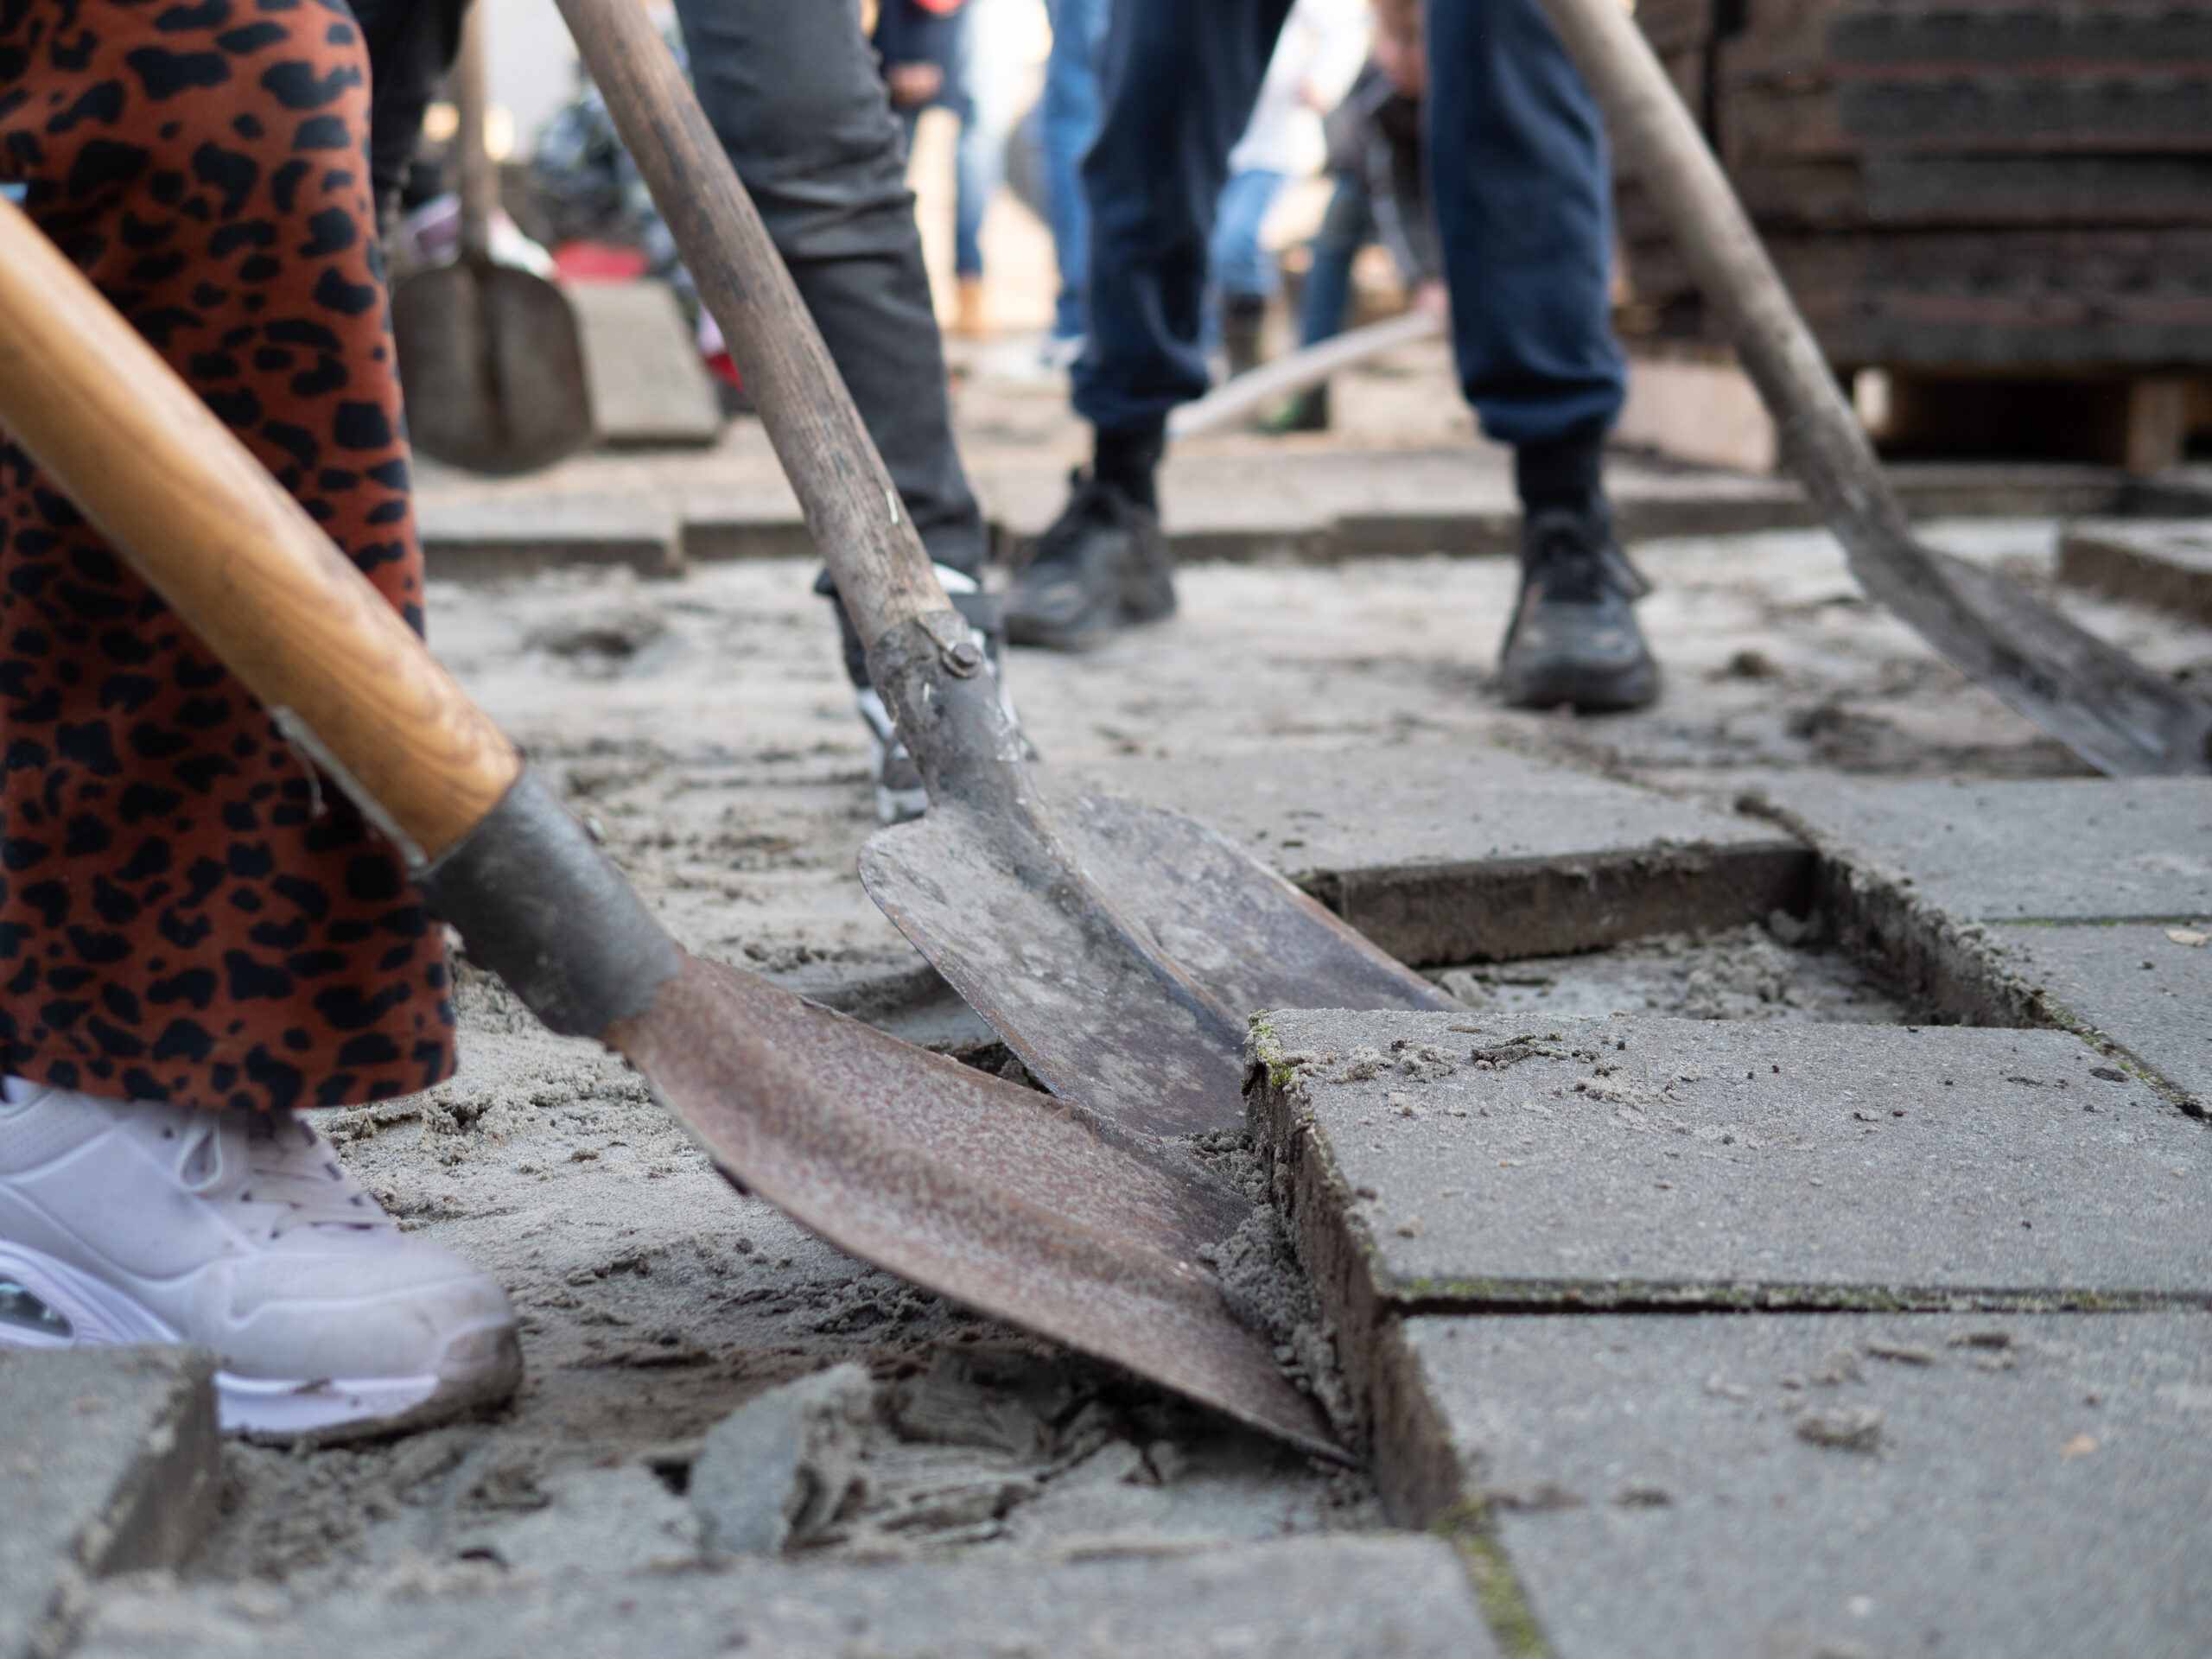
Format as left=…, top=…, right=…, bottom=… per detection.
left=1039, top=0, right=1109, bottom=364
left=1209, top=0, right=1367, bottom=380
left=1005, top=0, right=1656, bottom=715
left=1268, top=26, right=1441, bottom=431
left=874, top=0, right=990, bottom=337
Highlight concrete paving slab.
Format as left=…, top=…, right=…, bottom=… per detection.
left=77, top=1536, right=1497, bottom=1658
left=1250, top=1010, right=2212, bottom=1319
left=2062, top=518, right=2212, bottom=625
left=1397, top=1311, right=2212, bottom=1659
left=0, top=1345, right=219, bottom=1659
left=565, top=281, right=722, bottom=451
left=1751, top=774, right=2212, bottom=922
left=419, top=496, right=683, bottom=580
left=1985, top=921, right=2212, bottom=1112
left=1041, top=747, right=1809, bottom=965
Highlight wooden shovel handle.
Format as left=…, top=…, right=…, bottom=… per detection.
left=553, top=0, right=949, bottom=645
left=0, top=198, right=520, bottom=859
left=453, top=1, right=495, bottom=264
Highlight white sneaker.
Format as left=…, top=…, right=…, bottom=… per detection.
left=0, top=1078, right=521, bottom=1440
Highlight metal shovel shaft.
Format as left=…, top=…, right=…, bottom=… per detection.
left=1537, top=0, right=2212, bottom=777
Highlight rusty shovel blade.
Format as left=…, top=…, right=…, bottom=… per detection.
left=609, top=952, right=1346, bottom=1463
left=856, top=650, right=1456, bottom=1141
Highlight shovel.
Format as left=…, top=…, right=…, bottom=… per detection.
left=391, top=4, right=594, bottom=475
left=1538, top=0, right=2212, bottom=779
left=555, top=0, right=1459, bottom=1147
left=0, top=198, right=1344, bottom=1463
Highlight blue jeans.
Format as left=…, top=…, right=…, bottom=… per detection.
left=893, top=5, right=995, bottom=277
left=1298, top=169, right=1369, bottom=347
left=1210, top=166, right=1286, bottom=299
left=1072, top=0, right=1626, bottom=447
left=1042, top=0, right=1110, bottom=340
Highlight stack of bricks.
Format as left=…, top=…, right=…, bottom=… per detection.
left=1616, top=0, right=2212, bottom=470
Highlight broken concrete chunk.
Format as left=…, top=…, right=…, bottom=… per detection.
left=0, top=1345, right=219, bottom=1659
left=688, top=1364, right=878, bottom=1558
left=1796, top=1406, right=1884, bottom=1452
left=890, top=1350, right=1053, bottom=1459
left=449, top=1465, right=700, bottom=1575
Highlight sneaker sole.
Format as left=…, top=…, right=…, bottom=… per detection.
left=1502, top=658, right=1659, bottom=714
left=1006, top=596, right=1177, bottom=653
left=0, top=1240, right=520, bottom=1440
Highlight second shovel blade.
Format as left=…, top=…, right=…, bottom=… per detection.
left=860, top=789, right=1457, bottom=1141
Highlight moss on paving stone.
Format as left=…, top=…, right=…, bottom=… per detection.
left=1433, top=1504, right=1553, bottom=1658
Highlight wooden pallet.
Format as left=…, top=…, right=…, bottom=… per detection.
left=1612, top=0, right=2212, bottom=464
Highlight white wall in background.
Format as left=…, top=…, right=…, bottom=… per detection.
left=483, top=0, right=582, bottom=156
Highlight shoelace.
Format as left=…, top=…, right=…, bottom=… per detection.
left=175, top=1111, right=388, bottom=1238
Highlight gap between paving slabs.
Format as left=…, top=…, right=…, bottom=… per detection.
left=1745, top=773, right=2212, bottom=1116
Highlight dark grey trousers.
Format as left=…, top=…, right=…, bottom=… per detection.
left=673, top=0, right=988, bottom=682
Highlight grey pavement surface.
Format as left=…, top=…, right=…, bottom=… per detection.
left=418, top=495, right=683, bottom=579
left=1252, top=1010, right=2212, bottom=1306
left=78, top=1536, right=1495, bottom=1659
left=1042, top=747, right=1807, bottom=964
left=1755, top=775, right=2212, bottom=922
left=1986, top=921, right=2212, bottom=1110
left=2063, top=517, right=2212, bottom=625
left=0, top=1346, right=218, bottom=1659
left=1402, top=1311, right=2212, bottom=1659
left=1045, top=745, right=1783, bottom=876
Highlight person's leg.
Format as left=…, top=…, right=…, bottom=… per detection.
left=1299, top=170, right=1370, bottom=349
left=1007, top=0, right=1292, bottom=650
left=673, top=0, right=987, bottom=588
left=0, top=0, right=517, bottom=1437
left=1426, top=0, right=1653, bottom=710
left=673, top=0, right=1007, bottom=819
left=1041, top=0, right=1110, bottom=347
left=1260, top=172, right=1368, bottom=434
left=1208, top=166, right=1286, bottom=378
left=349, top=0, right=469, bottom=232
left=1071, top=0, right=1294, bottom=442
left=950, top=6, right=992, bottom=283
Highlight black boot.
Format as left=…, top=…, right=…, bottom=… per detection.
left=1498, top=505, right=1658, bottom=712
left=1220, top=292, right=1268, bottom=381
left=1004, top=429, right=1175, bottom=650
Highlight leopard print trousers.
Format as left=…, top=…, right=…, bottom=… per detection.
left=0, top=0, right=455, bottom=1110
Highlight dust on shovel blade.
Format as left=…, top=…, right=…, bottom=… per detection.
left=607, top=952, right=1348, bottom=1464
left=861, top=786, right=1458, bottom=1140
